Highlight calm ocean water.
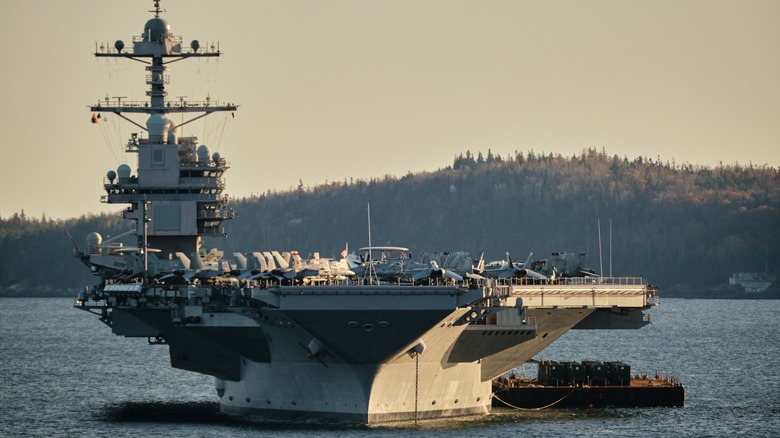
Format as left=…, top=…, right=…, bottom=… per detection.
left=0, top=297, right=777, bottom=437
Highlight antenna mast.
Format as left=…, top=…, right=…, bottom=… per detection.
left=365, top=203, right=378, bottom=285
left=150, top=0, right=164, bottom=17
left=598, top=218, right=604, bottom=277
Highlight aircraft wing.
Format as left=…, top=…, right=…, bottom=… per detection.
left=518, top=268, right=547, bottom=280
left=443, top=269, right=463, bottom=282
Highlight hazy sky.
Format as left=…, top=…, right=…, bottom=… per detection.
left=1, top=0, right=778, bottom=220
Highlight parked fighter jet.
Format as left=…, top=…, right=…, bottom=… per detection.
left=159, top=249, right=225, bottom=281
left=291, top=252, right=356, bottom=283
left=235, top=252, right=272, bottom=280
left=80, top=230, right=169, bottom=279
left=284, top=251, right=325, bottom=279
left=547, top=252, right=597, bottom=277
left=347, top=246, right=425, bottom=281
left=419, top=251, right=485, bottom=281
left=483, top=252, right=548, bottom=280
left=411, top=260, right=463, bottom=282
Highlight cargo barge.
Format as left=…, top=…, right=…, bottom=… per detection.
left=492, top=360, right=684, bottom=409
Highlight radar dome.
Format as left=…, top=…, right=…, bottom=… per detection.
left=197, top=145, right=210, bottom=164
left=143, top=17, right=171, bottom=42
left=87, top=232, right=102, bottom=247
left=166, top=121, right=178, bottom=144
left=191, top=40, right=200, bottom=52
left=146, top=114, right=170, bottom=143
left=117, top=164, right=131, bottom=180
left=87, top=232, right=103, bottom=255
left=114, top=40, right=125, bottom=53
left=107, top=170, right=117, bottom=183
left=212, top=152, right=221, bottom=163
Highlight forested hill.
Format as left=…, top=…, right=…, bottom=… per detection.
left=2, top=149, right=778, bottom=297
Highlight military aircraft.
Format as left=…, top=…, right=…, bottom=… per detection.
left=290, top=252, right=356, bottom=283
left=547, top=252, right=597, bottom=277
left=80, top=230, right=175, bottom=280
left=285, top=251, right=327, bottom=279
left=411, top=260, right=464, bottom=283
left=417, top=251, right=485, bottom=281
left=482, top=252, right=548, bottom=280
left=347, top=246, right=424, bottom=281
left=158, top=249, right=226, bottom=281
left=345, top=247, right=488, bottom=284
left=233, top=250, right=356, bottom=284
left=238, top=251, right=288, bottom=281
left=234, top=252, right=272, bottom=280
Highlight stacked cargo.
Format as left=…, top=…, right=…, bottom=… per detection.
left=582, top=361, right=609, bottom=386
left=568, top=361, right=587, bottom=385
left=537, top=360, right=631, bottom=387
left=606, top=361, right=631, bottom=386
left=538, top=360, right=569, bottom=386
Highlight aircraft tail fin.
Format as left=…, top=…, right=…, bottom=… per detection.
left=190, top=252, right=207, bottom=271
left=272, top=251, right=289, bottom=269
left=250, top=252, right=269, bottom=272
left=175, top=252, right=191, bottom=270
left=263, top=252, right=277, bottom=270
left=474, top=252, right=485, bottom=274
left=523, top=252, right=534, bottom=268
left=233, top=252, right=248, bottom=270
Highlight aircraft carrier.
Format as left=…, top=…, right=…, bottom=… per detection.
left=75, top=1, right=657, bottom=424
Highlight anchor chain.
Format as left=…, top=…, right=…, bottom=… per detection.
left=414, top=352, right=419, bottom=424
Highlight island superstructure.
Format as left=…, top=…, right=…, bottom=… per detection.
left=76, top=1, right=657, bottom=424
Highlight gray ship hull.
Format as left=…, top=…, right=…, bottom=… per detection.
left=219, top=331, right=492, bottom=423
left=95, top=281, right=652, bottom=424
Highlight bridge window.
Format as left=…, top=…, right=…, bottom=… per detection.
left=153, top=148, right=165, bottom=165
